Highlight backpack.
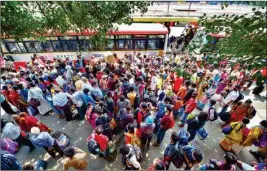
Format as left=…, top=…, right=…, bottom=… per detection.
left=208, top=107, right=218, bottom=121
left=178, top=129, right=189, bottom=146
left=233, top=93, right=244, bottom=104
left=171, top=143, right=185, bottom=168
left=128, top=133, right=141, bottom=147
left=130, top=145, right=142, bottom=162
left=87, top=134, right=100, bottom=155
left=182, top=145, right=203, bottom=164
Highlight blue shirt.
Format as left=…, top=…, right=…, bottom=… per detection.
left=90, top=87, right=103, bottom=99
left=30, top=132, right=54, bottom=148
left=81, top=93, right=96, bottom=106
left=19, top=88, right=28, bottom=101
left=72, top=91, right=84, bottom=107
left=53, top=92, right=71, bottom=107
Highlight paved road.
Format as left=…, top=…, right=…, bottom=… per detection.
left=2, top=86, right=266, bottom=170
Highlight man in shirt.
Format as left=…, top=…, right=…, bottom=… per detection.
left=53, top=87, right=74, bottom=121
left=1, top=122, right=35, bottom=151
left=70, top=88, right=86, bottom=120
left=127, top=86, right=137, bottom=107
left=30, top=127, right=63, bottom=157
left=55, top=73, right=66, bottom=88
left=87, top=126, right=109, bottom=158
left=62, top=147, right=88, bottom=170
left=90, top=82, right=104, bottom=100
left=219, top=86, right=240, bottom=116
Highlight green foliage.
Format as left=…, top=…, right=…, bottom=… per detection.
left=1, top=1, right=150, bottom=49
left=189, top=3, right=267, bottom=70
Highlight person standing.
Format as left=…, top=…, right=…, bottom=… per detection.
left=30, top=127, right=64, bottom=158
left=140, top=116, right=155, bottom=148
left=153, top=106, right=174, bottom=146
left=53, top=87, right=74, bottom=121
left=179, top=92, right=198, bottom=127
left=62, top=147, right=88, bottom=170
left=28, top=82, right=51, bottom=115
left=70, top=88, right=87, bottom=120
left=0, top=93, right=16, bottom=115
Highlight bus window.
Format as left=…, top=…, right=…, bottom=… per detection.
left=42, top=41, right=54, bottom=52
left=134, top=40, right=146, bottom=50
left=1, top=42, right=9, bottom=53
left=116, top=40, right=125, bottom=50
left=124, top=40, right=133, bottom=50
left=106, top=39, right=114, bottom=50
left=51, top=41, right=62, bottom=51
left=79, top=40, right=93, bottom=50
left=6, top=42, right=20, bottom=53
left=17, top=43, right=27, bottom=53
left=148, top=39, right=158, bottom=50
left=34, top=42, right=45, bottom=52
left=25, top=42, right=37, bottom=52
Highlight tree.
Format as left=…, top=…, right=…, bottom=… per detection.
left=1, top=1, right=150, bottom=50
left=188, top=3, right=267, bottom=69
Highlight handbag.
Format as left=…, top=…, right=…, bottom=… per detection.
left=29, top=90, right=41, bottom=107
left=222, top=123, right=239, bottom=135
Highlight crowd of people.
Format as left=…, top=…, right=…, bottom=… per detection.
left=1, top=51, right=266, bottom=170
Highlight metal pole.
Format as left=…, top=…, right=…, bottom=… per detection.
left=167, top=1, right=170, bottom=15
left=188, top=2, right=192, bottom=16
left=164, top=33, right=168, bottom=55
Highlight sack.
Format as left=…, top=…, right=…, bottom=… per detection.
left=231, top=144, right=244, bottom=155
left=34, top=160, right=47, bottom=170
left=30, top=98, right=41, bottom=107
left=254, top=131, right=267, bottom=147
left=0, top=138, right=19, bottom=154
left=87, top=138, right=100, bottom=155
left=197, top=127, right=209, bottom=140
left=51, top=131, right=70, bottom=150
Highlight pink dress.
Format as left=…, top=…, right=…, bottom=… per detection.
left=85, top=106, right=97, bottom=129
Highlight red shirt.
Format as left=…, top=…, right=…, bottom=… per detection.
left=184, top=98, right=197, bottom=114
left=88, top=133, right=108, bottom=151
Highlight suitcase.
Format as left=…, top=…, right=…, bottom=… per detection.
left=0, top=138, right=19, bottom=154
left=51, top=131, right=70, bottom=150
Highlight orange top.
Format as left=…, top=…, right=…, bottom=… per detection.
left=177, top=86, right=187, bottom=99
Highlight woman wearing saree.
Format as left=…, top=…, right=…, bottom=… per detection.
left=28, top=82, right=51, bottom=115
left=9, top=85, right=29, bottom=112
left=13, top=112, right=51, bottom=133
left=219, top=118, right=250, bottom=152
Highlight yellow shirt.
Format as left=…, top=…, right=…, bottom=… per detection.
left=127, top=92, right=137, bottom=106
